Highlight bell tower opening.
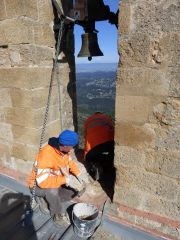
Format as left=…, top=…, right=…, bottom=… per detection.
left=74, top=0, right=119, bottom=200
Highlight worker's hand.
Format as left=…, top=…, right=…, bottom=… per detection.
left=66, top=175, right=84, bottom=192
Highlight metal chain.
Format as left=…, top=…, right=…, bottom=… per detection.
left=30, top=19, right=65, bottom=209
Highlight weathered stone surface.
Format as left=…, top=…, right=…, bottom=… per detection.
left=119, top=34, right=151, bottom=67
left=5, top=0, right=38, bottom=19
left=116, top=96, right=163, bottom=123
left=13, top=157, right=34, bottom=175
left=0, top=89, right=12, bottom=107
left=9, top=86, right=58, bottom=108
left=119, top=2, right=131, bottom=35
left=117, top=67, right=170, bottom=96
left=133, top=0, right=180, bottom=36
left=115, top=166, right=179, bottom=201
left=154, top=125, right=180, bottom=150
left=0, top=1, right=7, bottom=20
left=115, top=0, right=180, bottom=235
left=0, top=67, right=52, bottom=89
left=114, top=184, right=145, bottom=209
left=37, top=0, right=53, bottom=23
left=0, top=123, right=13, bottom=142
left=144, top=195, right=180, bottom=221
left=5, top=104, right=59, bottom=128
left=168, top=68, right=180, bottom=97
left=12, top=142, right=38, bottom=162
left=11, top=119, right=61, bottom=146
left=145, top=149, right=180, bottom=179
left=0, top=19, right=34, bottom=44
left=115, top=122, right=156, bottom=148
left=9, top=44, right=54, bottom=66
left=114, top=145, right=146, bottom=168
left=33, top=25, right=55, bottom=47
left=0, top=47, right=11, bottom=67
left=0, top=143, right=12, bottom=168
left=153, top=98, right=180, bottom=126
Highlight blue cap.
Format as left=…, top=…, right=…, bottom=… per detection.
left=58, top=130, right=78, bottom=146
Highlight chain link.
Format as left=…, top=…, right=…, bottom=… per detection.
left=30, top=19, right=65, bottom=209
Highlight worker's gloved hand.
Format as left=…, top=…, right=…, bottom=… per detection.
left=65, top=175, right=84, bottom=192
left=77, top=173, right=84, bottom=184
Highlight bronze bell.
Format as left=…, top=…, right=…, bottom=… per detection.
left=78, top=32, right=103, bottom=60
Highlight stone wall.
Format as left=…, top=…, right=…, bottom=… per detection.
left=114, top=0, right=180, bottom=239
left=0, top=0, right=76, bottom=175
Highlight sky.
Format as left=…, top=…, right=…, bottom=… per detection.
left=74, top=0, right=119, bottom=64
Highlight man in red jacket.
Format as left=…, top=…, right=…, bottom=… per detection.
left=84, top=112, right=115, bottom=181
left=29, top=130, right=85, bottom=225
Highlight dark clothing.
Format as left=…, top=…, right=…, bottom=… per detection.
left=85, top=141, right=114, bottom=180
left=33, top=185, right=77, bottom=216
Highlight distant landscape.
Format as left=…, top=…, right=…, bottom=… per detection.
left=76, top=63, right=117, bottom=145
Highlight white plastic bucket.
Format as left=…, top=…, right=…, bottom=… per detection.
left=72, top=203, right=99, bottom=238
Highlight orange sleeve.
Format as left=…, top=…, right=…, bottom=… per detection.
left=35, top=148, right=67, bottom=188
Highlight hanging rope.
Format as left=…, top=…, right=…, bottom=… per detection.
left=30, top=19, right=65, bottom=209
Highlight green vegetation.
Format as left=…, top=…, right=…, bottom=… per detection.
left=76, top=71, right=116, bottom=146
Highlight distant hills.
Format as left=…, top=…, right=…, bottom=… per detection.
left=76, top=62, right=118, bottom=73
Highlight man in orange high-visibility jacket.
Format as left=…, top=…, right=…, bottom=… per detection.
left=29, top=130, right=84, bottom=226
left=84, top=112, right=114, bottom=181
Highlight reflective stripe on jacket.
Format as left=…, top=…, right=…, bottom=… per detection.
left=29, top=144, right=80, bottom=189
left=84, top=113, right=114, bottom=157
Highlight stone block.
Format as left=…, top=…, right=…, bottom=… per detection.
left=9, top=86, right=58, bottom=109
left=24, top=0, right=38, bottom=20
left=33, top=25, right=55, bottom=47
left=37, top=0, right=53, bottom=23
left=13, top=158, right=34, bottom=175
left=5, top=104, right=59, bottom=128
left=0, top=143, right=12, bottom=168
left=133, top=1, right=180, bottom=36
left=114, top=184, right=145, bottom=209
left=119, top=2, right=131, bottom=35
left=117, top=67, right=170, bottom=96
left=114, top=145, right=146, bottom=168
left=0, top=89, right=12, bottom=107
left=145, top=150, right=180, bottom=179
left=5, top=0, right=38, bottom=19
left=5, top=0, right=23, bottom=18
left=153, top=98, right=180, bottom=126
left=168, top=68, right=180, bottom=98
left=0, top=47, right=11, bottom=67
left=115, top=122, right=156, bottom=148
left=11, top=119, right=60, bottom=146
left=0, top=123, right=13, bottom=141
left=0, top=67, right=52, bottom=89
left=116, top=166, right=179, bottom=201
left=0, top=108, right=6, bottom=122
left=144, top=195, right=180, bottom=221
left=9, top=44, right=54, bottom=67
left=0, top=19, right=34, bottom=44
left=119, top=34, right=151, bottom=67
left=155, top=33, right=180, bottom=67
left=0, top=1, right=7, bottom=20
left=135, top=216, right=163, bottom=232
left=12, top=142, right=38, bottom=162
left=155, top=125, right=180, bottom=150
left=116, top=96, right=160, bottom=124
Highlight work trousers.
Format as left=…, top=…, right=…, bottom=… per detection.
left=34, top=185, right=77, bottom=216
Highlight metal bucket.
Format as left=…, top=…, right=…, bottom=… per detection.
left=72, top=203, right=99, bottom=238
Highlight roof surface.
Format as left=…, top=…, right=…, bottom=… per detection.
left=0, top=174, right=163, bottom=240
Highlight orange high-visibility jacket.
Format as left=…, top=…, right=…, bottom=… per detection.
left=84, top=113, right=114, bottom=157
left=29, top=145, right=80, bottom=189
